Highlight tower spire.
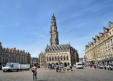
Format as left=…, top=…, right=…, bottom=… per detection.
left=50, top=14, right=59, bottom=46
left=52, top=12, right=54, bottom=16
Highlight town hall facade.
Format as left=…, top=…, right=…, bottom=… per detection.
left=39, top=14, right=79, bottom=67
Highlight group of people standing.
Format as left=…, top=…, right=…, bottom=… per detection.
left=56, top=64, right=63, bottom=72
left=48, top=64, right=73, bottom=72
left=89, top=64, right=113, bottom=71
left=31, top=64, right=73, bottom=80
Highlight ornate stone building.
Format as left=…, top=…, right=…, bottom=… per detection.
left=39, top=14, right=79, bottom=67
left=0, top=42, right=31, bottom=69
left=39, top=51, right=46, bottom=67
left=85, top=21, right=113, bottom=65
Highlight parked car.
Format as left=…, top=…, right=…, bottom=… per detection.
left=98, top=65, right=104, bottom=69
left=75, top=62, right=83, bottom=69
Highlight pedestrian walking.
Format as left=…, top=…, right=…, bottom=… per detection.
left=94, top=65, right=96, bottom=69
left=31, top=64, right=37, bottom=81
left=70, top=66, right=73, bottom=71
left=56, top=64, right=59, bottom=72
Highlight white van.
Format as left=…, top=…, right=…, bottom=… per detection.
left=2, top=63, right=30, bottom=72
left=2, top=63, right=20, bottom=72
left=75, top=62, right=83, bottom=69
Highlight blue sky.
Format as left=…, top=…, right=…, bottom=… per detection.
left=0, top=0, right=113, bottom=58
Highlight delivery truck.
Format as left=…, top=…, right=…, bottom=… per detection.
left=2, top=63, right=30, bottom=72
left=20, top=64, right=30, bottom=70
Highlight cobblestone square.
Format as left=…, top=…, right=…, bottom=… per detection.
left=0, top=68, right=113, bottom=81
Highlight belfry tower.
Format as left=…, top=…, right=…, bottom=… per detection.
left=50, top=13, right=59, bottom=46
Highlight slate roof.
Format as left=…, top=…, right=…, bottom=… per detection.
left=45, top=44, right=71, bottom=53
